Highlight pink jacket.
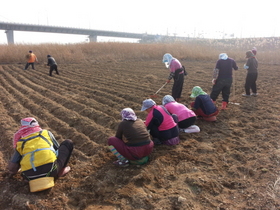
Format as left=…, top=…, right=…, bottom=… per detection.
left=164, top=102, right=196, bottom=122
left=169, top=59, right=182, bottom=73
left=144, top=105, right=177, bottom=131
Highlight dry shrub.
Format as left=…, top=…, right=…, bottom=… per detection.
left=0, top=37, right=280, bottom=64
left=266, top=176, right=280, bottom=205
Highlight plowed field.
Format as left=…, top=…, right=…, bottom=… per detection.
left=0, top=59, right=279, bottom=210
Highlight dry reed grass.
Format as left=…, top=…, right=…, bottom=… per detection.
left=0, top=37, right=279, bottom=64
left=266, top=176, right=280, bottom=204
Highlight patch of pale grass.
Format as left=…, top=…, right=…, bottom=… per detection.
left=0, top=37, right=280, bottom=64
left=266, top=176, right=280, bottom=204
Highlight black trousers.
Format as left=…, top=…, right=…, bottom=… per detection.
left=245, top=73, right=258, bottom=95
left=25, top=62, right=35, bottom=70
left=49, top=64, right=59, bottom=76
left=172, top=74, right=184, bottom=99
left=210, top=78, right=232, bottom=102
left=149, top=125, right=179, bottom=142
left=178, top=116, right=196, bottom=129
left=23, top=139, right=73, bottom=180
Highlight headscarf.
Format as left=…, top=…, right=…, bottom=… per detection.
left=162, top=53, right=174, bottom=68
left=141, top=99, right=156, bottom=111
left=13, top=117, right=42, bottom=148
left=251, top=47, right=257, bottom=55
left=162, top=95, right=175, bottom=106
left=121, top=108, right=137, bottom=121
left=246, top=50, right=255, bottom=58
left=219, top=53, right=228, bottom=60
left=190, top=86, right=207, bottom=98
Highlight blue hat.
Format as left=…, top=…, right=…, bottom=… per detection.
left=141, top=99, right=156, bottom=111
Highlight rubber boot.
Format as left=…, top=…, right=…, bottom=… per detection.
left=221, top=101, right=228, bottom=110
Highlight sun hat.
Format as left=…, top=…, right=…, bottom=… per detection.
left=141, top=99, right=156, bottom=111
left=190, top=86, right=207, bottom=98
left=162, top=95, right=175, bottom=106
left=21, top=117, right=39, bottom=126
left=219, top=53, right=228, bottom=60
left=162, top=53, right=174, bottom=68
left=162, top=53, right=173, bottom=63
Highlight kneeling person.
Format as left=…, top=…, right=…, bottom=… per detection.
left=108, top=108, right=154, bottom=167
left=141, top=99, right=180, bottom=145
left=7, top=117, right=73, bottom=192
left=190, top=86, right=219, bottom=121
left=162, top=95, right=200, bottom=133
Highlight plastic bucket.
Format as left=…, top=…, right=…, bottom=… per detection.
left=29, top=177, right=54, bottom=192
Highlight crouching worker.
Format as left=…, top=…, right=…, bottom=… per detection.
left=190, top=86, right=219, bottom=122
left=108, top=108, right=154, bottom=167
left=162, top=95, right=200, bottom=133
left=47, top=55, right=59, bottom=76
left=7, top=117, right=73, bottom=192
left=141, top=99, right=180, bottom=145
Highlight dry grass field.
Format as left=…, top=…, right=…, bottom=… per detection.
left=0, top=39, right=280, bottom=209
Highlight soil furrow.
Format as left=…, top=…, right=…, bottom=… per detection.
left=0, top=68, right=109, bottom=150
left=4, top=66, right=120, bottom=131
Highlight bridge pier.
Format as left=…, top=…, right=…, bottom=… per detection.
left=5, top=30, right=14, bottom=44
left=88, top=35, right=97, bottom=42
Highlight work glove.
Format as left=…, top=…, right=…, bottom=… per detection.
left=212, top=79, right=216, bottom=85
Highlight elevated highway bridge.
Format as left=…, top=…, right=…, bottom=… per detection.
left=0, top=21, right=187, bottom=44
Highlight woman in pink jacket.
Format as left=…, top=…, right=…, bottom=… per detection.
left=141, top=99, right=179, bottom=145
left=162, top=95, right=200, bottom=133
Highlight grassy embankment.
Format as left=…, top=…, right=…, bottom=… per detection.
left=0, top=37, right=279, bottom=64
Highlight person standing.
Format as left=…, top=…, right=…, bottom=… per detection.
left=210, top=53, right=238, bottom=110
left=24, top=50, right=38, bottom=70
left=162, top=95, right=200, bottom=133
left=162, top=53, right=187, bottom=102
left=7, top=117, right=73, bottom=192
left=47, top=55, right=59, bottom=76
left=141, top=98, right=180, bottom=145
left=242, top=50, right=258, bottom=97
left=107, top=108, right=154, bottom=167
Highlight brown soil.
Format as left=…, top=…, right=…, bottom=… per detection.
left=0, top=60, right=279, bottom=210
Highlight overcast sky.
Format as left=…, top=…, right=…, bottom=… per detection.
left=0, top=0, right=279, bottom=44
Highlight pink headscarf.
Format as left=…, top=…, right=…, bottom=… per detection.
left=13, top=117, right=42, bottom=148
